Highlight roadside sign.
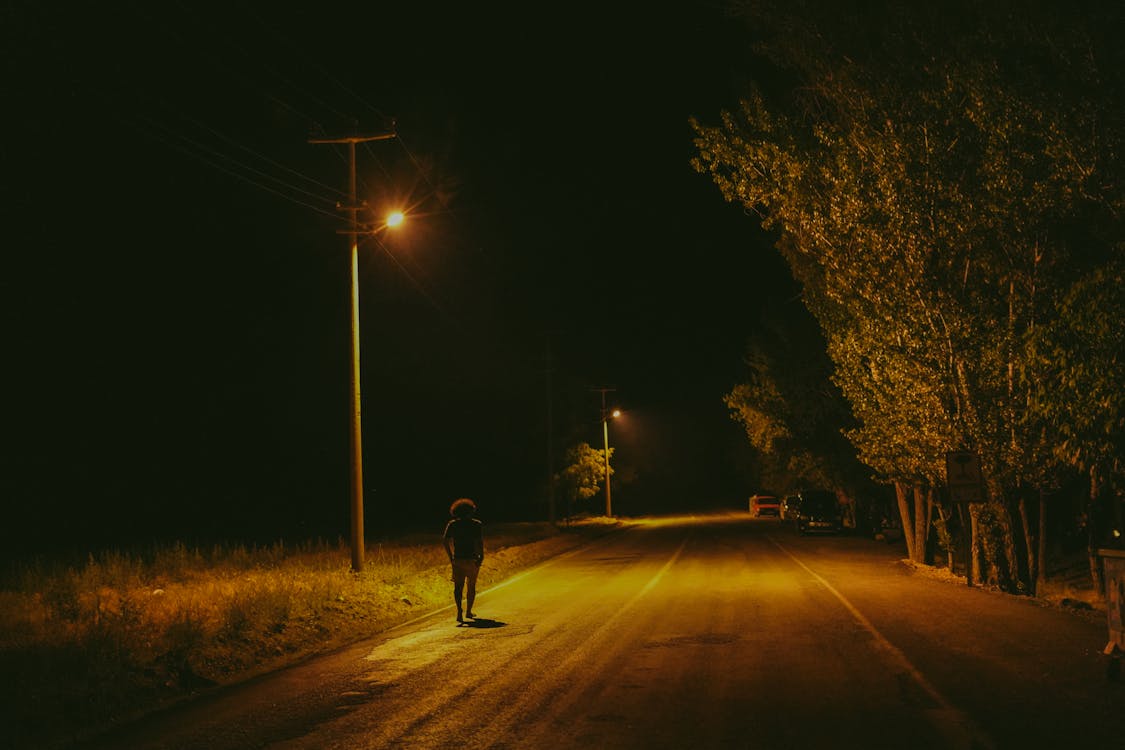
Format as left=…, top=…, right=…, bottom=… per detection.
left=948, top=484, right=984, bottom=503
left=946, top=451, right=984, bottom=503
left=1100, top=549, right=1125, bottom=661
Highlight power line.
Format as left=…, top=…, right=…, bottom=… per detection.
left=114, top=6, right=573, bottom=396
left=171, top=109, right=346, bottom=198
left=121, top=113, right=343, bottom=219
left=368, top=236, right=454, bottom=321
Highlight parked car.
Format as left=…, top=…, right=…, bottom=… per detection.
left=794, top=490, right=843, bottom=534
left=875, top=516, right=904, bottom=543
left=749, top=494, right=781, bottom=517
left=781, top=494, right=801, bottom=521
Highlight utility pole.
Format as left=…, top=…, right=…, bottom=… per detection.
left=545, top=339, right=556, bottom=524
left=591, top=386, right=617, bottom=518
left=310, top=126, right=395, bottom=573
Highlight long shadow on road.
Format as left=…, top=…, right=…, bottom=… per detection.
left=459, top=618, right=506, bottom=629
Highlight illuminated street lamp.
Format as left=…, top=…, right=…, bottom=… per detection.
left=601, top=405, right=621, bottom=518
left=310, top=128, right=399, bottom=573
left=339, top=209, right=404, bottom=573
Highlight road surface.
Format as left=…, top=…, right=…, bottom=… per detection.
left=82, top=513, right=1124, bottom=749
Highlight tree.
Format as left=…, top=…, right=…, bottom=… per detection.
left=1028, top=260, right=1125, bottom=588
left=692, top=0, right=1125, bottom=586
left=725, top=301, right=871, bottom=515
left=556, top=442, right=614, bottom=518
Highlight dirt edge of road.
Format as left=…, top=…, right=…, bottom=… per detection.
left=900, top=558, right=1107, bottom=624
left=22, top=520, right=630, bottom=750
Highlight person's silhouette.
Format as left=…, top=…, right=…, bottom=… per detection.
left=442, top=498, right=484, bottom=624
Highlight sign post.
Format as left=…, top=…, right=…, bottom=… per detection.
left=946, top=450, right=984, bottom=503
left=946, top=450, right=985, bottom=586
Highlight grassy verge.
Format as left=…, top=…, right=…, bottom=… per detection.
left=904, top=551, right=1105, bottom=615
left=0, top=518, right=623, bottom=749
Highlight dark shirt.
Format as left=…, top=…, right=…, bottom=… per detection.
left=443, top=518, right=483, bottom=560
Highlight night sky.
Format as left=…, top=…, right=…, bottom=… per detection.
left=3, top=2, right=796, bottom=558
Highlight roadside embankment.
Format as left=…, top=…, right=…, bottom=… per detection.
left=0, top=518, right=625, bottom=749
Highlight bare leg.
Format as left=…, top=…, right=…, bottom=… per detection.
left=465, top=563, right=479, bottom=617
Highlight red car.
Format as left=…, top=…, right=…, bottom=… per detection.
left=750, top=494, right=781, bottom=517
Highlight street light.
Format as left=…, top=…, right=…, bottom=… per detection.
left=591, top=387, right=619, bottom=518
left=602, top=407, right=621, bottom=518
left=343, top=210, right=405, bottom=573
left=309, top=128, right=399, bottom=573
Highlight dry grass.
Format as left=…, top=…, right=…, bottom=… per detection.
left=903, top=551, right=1105, bottom=614
left=0, top=518, right=623, bottom=749
left=1037, top=552, right=1105, bottom=612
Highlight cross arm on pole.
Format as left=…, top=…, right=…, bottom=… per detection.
left=308, top=131, right=396, bottom=145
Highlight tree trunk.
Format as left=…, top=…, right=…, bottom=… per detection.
left=955, top=502, right=970, bottom=583
left=937, top=503, right=954, bottom=570
left=1018, top=494, right=1035, bottom=596
left=895, top=480, right=916, bottom=562
left=913, top=483, right=928, bottom=564
left=1113, top=493, right=1124, bottom=542
left=1088, top=465, right=1104, bottom=597
left=836, top=489, right=856, bottom=530
left=925, top=486, right=935, bottom=564
left=1036, top=488, right=1047, bottom=596
left=969, top=503, right=981, bottom=586
left=984, top=482, right=1019, bottom=592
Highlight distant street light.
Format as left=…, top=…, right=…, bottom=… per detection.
left=590, top=387, right=620, bottom=518
left=600, top=399, right=621, bottom=518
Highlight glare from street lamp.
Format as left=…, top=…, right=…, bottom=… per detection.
left=386, top=210, right=405, bottom=228
left=611, top=409, right=621, bottom=419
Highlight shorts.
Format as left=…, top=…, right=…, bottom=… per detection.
left=452, top=559, right=480, bottom=585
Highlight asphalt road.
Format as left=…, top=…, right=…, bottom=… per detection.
left=82, top=513, right=1124, bottom=749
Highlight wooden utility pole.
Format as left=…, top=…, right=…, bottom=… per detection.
left=545, top=340, right=556, bottom=524
left=591, top=386, right=617, bottom=518
left=309, top=127, right=395, bottom=573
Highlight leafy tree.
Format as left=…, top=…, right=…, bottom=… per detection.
left=692, top=0, right=1125, bottom=587
left=725, top=302, right=871, bottom=517
left=1028, top=260, right=1125, bottom=586
left=556, top=442, right=613, bottom=517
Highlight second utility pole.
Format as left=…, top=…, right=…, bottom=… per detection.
left=310, top=126, right=394, bottom=573
left=592, top=386, right=616, bottom=518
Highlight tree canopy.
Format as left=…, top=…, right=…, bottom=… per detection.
left=556, top=442, right=613, bottom=514
left=693, top=0, right=1125, bottom=586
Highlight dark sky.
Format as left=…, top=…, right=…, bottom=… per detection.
left=3, top=2, right=796, bottom=557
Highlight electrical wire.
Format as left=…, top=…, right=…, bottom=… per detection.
left=367, top=236, right=454, bottom=322
left=119, top=3, right=552, bottom=383
left=121, top=112, right=344, bottom=220
left=167, top=108, right=346, bottom=199
left=84, top=4, right=356, bottom=217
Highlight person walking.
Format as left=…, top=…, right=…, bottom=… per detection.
left=443, top=497, right=484, bottom=624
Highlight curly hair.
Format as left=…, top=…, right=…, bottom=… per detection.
left=449, top=497, right=477, bottom=518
